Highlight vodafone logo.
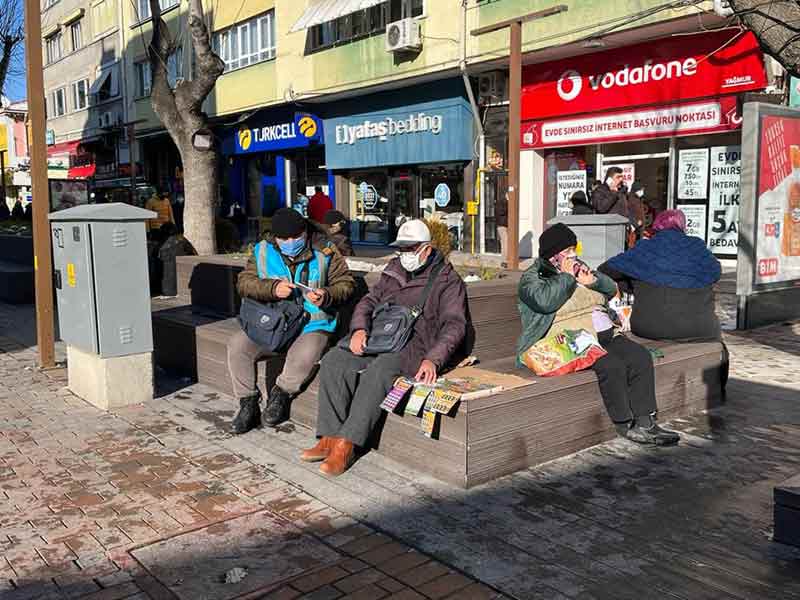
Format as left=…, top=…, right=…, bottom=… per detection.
left=555, top=58, right=699, bottom=102
left=557, top=70, right=582, bottom=101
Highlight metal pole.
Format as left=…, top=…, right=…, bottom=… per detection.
left=24, top=0, right=56, bottom=368
left=0, top=151, right=6, bottom=206
left=507, top=21, right=522, bottom=270
left=129, top=123, right=136, bottom=202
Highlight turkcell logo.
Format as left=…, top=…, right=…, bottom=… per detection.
left=236, top=114, right=321, bottom=151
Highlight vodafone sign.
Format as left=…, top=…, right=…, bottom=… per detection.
left=521, top=29, right=766, bottom=122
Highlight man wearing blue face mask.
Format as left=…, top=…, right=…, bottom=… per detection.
left=228, top=208, right=355, bottom=434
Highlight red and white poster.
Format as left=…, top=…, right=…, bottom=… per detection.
left=754, top=114, right=800, bottom=284
left=521, top=29, right=766, bottom=122
left=522, top=96, right=743, bottom=149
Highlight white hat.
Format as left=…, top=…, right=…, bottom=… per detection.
left=390, top=219, right=431, bottom=248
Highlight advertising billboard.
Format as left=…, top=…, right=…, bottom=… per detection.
left=737, top=103, right=800, bottom=328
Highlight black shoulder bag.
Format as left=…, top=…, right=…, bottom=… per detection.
left=341, top=260, right=445, bottom=355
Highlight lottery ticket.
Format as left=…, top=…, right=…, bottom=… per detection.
left=405, top=385, right=432, bottom=416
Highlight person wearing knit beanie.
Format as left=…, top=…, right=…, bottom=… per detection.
left=271, top=207, right=307, bottom=239
left=516, top=222, right=681, bottom=448
left=538, top=223, right=578, bottom=260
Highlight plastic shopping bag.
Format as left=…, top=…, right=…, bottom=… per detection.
left=521, top=329, right=607, bottom=377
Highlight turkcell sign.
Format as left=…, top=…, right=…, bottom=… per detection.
left=324, top=96, right=473, bottom=170
left=230, top=113, right=323, bottom=155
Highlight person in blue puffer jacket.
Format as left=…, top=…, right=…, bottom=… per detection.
left=599, top=209, right=728, bottom=392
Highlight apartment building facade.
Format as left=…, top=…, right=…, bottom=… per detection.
left=58, top=0, right=773, bottom=257
left=41, top=0, right=129, bottom=205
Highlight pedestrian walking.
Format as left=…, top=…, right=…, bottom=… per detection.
left=308, top=186, right=333, bottom=224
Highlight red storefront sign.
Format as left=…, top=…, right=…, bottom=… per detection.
left=521, top=29, right=766, bottom=123
left=522, top=95, right=743, bottom=149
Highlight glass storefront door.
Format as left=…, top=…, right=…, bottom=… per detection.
left=390, top=176, right=416, bottom=241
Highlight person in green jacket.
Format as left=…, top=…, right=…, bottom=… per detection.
left=517, top=223, right=679, bottom=446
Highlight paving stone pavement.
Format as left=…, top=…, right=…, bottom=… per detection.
left=3, top=301, right=800, bottom=599
left=0, top=335, right=504, bottom=599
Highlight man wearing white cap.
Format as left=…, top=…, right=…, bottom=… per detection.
left=300, top=220, right=470, bottom=476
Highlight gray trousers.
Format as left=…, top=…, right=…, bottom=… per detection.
left=316, top=347, right=405, bottom=447
left=227, top=329, right=330, bottom=398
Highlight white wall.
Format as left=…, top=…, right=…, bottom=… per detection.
left=519, top=149, right=545, bottom=258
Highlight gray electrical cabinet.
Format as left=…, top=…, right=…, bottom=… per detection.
left=547, top=214, right=630, bottom=269
left=49, top=204, right=156, bottom=358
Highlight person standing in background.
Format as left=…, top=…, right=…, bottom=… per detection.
left=592, top=167, right=628, bottom=218
left=308, top=186, right=333, bottom=224
left=496, top=191, right=509, bottom=262
left=146, top=190, right=176, bottom=233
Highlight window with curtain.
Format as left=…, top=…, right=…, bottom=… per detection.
left=136, top=0, right=179, bottom=21
left=72, top=79, right=89, bottom=110
left=70, top=20, right=83, bottom=52
left=213, top=10, right=276, bottom=73
left=46, top=31, right=63, bottom=64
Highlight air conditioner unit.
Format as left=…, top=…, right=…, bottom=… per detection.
left=478, top=71, right=507, bottom=104
left=386, top=18, right=422, bottom=53
left=99, top=112, right=114, bottom=128
left=713, top=0, right=734, bottom=17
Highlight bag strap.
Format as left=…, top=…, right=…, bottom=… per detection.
left=410, top=260, right=446, bottom=317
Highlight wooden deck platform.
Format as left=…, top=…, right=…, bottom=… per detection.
left=152, top=255, right=725, bottom=488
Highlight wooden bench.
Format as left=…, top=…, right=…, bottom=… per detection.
left=0, top=234, right=35, bottom=304
left=775, top=474, right=800, bottom=548
left=152, top=256, right=725, bottom=488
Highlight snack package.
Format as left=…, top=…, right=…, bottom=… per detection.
left=521, top=329, right=607, bottom=377
left=608, top=295, right=633, bottom=332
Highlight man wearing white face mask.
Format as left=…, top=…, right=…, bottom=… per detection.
left=301, top=220, right=470, bottom=477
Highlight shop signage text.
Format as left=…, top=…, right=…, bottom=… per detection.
left=708, top=145, right=741, bottom=254
left=434, top=183, right=451, bottom=208
left=556, top=170, right=586, bottom=215
left=334, top=113, right=443, bottom=146
left=232, top=114, right=323, bottom=155
left=521, top=29, right=766, bottom=122
left=677, top=205, right=707, bottom=241
left=522, top=96, right=741, bottom=149
left=678, top=149, right=709, bottom=200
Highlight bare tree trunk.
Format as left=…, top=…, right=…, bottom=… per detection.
left=730, top=0, right=800, bottom=77
left=148, top=0, right=224, bottom=255
left=180, top=142, right=218, bottom=254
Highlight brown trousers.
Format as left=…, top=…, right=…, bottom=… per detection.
left=226, top=329, right=330, bottom=398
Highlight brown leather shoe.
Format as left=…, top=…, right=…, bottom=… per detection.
left=319, top=438, right=355, bottom=477
left=300, top=437, right=335, bottom=463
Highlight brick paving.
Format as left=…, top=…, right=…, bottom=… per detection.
left=3, top=297, right=800, bottom=599
left=0, top=330, right=504, bottom=599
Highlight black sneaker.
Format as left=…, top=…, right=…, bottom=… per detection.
left=231, top=392, right=261, bottom=435
left=263, top=386, right=292, bottom=427
left=626, top=415, right=680, bottom=446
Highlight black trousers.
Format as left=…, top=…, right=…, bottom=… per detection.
left=591, top=331, right=657, bottom=424
left=315, top=347, right=405, bottom=447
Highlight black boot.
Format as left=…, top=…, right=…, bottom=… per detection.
left=263, top=386, right=292, bottom=427
left=231, top=392, right=261, bottom=434
left=626, top=413, right=680, bottom=446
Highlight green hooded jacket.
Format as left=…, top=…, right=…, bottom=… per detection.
left=516, top=258, right=617, bottom=366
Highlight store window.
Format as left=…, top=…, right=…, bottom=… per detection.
left=136, top=0, right=179, bottom=21
left=420, top=164, right=465, bottom=251
left=135, top=61, right=151, bottom=97
left=349, top=171, right=390, bottom=244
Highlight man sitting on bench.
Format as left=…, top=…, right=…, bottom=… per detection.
left=228, top=208, right=355, bottom=434
left=300, top=220, right=469, bottom=477
left=517, top=223, right=680, bottom=446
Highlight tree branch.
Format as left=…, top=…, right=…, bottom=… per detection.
left=184, top=0, right=224, bottom=108
left=729, top=0, right=800, bottom=76
left=148, top=0, right=183, bottom=143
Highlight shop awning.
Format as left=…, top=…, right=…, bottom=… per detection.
left=89, top=64, right=119, bottom=97
left=68, top=164, right=96, bottom=179
left=290, top=0, right=385, bottom=32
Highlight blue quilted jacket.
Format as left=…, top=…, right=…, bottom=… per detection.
left=605, top=230, right=721, bottom=289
